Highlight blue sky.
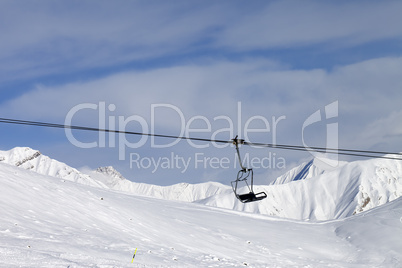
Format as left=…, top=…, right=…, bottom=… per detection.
left=1, top=0, right=402, bottom=185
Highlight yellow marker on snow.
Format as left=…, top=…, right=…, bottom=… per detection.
left=131, top=248, right=138, bottom=263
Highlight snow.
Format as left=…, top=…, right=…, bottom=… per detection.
left=271, top=158, right=347, bottom=185
left=198, top=156, right=402, bottom=220
left=1, top=161, right=401, bottom=267
left=92, top=166, right=232, bottom=202
left=0, top=147, right=107, bottom=188
left=1, top=147, right=402, bottom=222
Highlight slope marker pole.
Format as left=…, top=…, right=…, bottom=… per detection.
left=131, top=248, right=138, bottom=263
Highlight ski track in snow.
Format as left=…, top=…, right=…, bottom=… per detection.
left=1, top=162, right=402, bottom=267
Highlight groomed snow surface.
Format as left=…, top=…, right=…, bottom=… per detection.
left=0, top=147, right=402, bottom=267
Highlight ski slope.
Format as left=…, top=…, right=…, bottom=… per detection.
left=1, top=161, right=401, bottom=267
left=1, top=147, right=401, bottom=222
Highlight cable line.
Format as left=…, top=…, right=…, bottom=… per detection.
left=245, top=141, right=401, bottom=156
left=0, top=117, right=232, bottom=144
left=244, top=142, right=402, bottom=160
left=0, top=117, right=401, bottom=161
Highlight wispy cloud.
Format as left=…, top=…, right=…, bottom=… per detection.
left=1, top=1, right=402, bottom=83
left=2, top=56, right=401, bottom=150
left=0, top=1, right=225, bottom=82
left=217, top=1, right=402, bottom=50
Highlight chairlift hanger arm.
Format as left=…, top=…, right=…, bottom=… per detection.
left=232, top=135, right=247, bottom=171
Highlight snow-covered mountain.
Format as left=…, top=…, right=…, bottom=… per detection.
left=1, top=160, right=401, bottom=267
left=91, top=156, right=402, bottom=221
left=199, top=157, right=402, bottom=220
left=0, top=147, right=231, bottom=202
left=1, top=146, right=401, bottom=221
left=271, top=158, right=347, bottom=185
left=92, top=166, right=232, bottom=202
left=0, top=147, right=107, bottom=188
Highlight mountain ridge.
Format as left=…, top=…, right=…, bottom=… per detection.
left=1, top=146, right=401, bottom=221
left=0, top=147, right=107, bottom=188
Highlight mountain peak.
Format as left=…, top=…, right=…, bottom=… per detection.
left=0, top=146, right=41, bottom=167
left=272, top=157, right=347, bottom=185
left=95, top=166, right=125, bottom=181
left=0, top=146, right=107, bottom=188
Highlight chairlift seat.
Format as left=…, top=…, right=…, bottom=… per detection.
left=237, top=191, right=267, bottom=203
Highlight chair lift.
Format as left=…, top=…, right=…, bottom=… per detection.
left=231, top=136, right=267, bottom=203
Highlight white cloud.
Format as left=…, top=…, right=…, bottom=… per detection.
left=359, top=110, right=402, bottom=152
left=1, top=1, right=402, bottom=83
left=217, top=1, right=402, bottom=50
left=2, top=56, right=402, bottom=152
left=0, top=1, right=226, bottom=82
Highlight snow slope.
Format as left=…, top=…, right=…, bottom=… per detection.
left=1, top=162, right=401, bottom=267
left=1, top=147, right=401, bottom=221
left=91, top=157, right=402, bottom=221
left=0, top=147, right=107, bottom=188
left=92, top=166, right=232, bottom=202
left=271, top=158, right=347, bottom=185
left=199, top=157, right=402, bottom=220
left=0, top=147, right=230, bottom=203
